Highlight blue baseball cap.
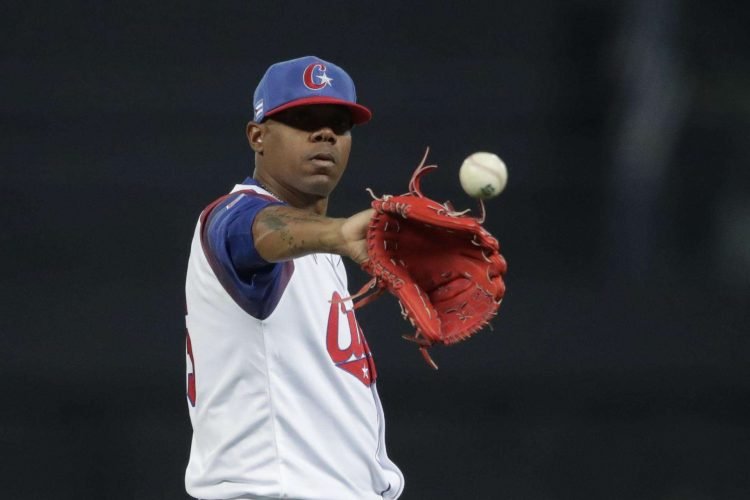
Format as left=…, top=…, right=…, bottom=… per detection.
left=252, top=56, right=372, bottom=125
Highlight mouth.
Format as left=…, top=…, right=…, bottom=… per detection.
left=308, top=152, right=336, bottom=168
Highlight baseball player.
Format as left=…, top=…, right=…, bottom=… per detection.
left=184, top=56, right=404, bottom=499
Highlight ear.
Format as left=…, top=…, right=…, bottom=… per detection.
left=246, top=121, right=264, bottom=153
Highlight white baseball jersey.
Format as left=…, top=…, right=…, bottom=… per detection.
left=184, top=179, right=404, bottom=500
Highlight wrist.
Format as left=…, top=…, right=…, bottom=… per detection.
left=321, top=217, right=348, bottom=256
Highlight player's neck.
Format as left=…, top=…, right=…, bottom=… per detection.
left=253, top=175, right=328, bottom=215
left=297, top=197, right=328, bottom=215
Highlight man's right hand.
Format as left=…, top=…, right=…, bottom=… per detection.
left=339, top=209, right=374, bottom=264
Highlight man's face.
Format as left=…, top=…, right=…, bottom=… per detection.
left=256, top=104, right=354, bottom=199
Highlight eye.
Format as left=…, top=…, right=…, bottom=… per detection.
left=332, top=119, right=351, bottom=135
left=290, top=109, right=312, bottom=127
left=330, top=114, right=353, bottom=134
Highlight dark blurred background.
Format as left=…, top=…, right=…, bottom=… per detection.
left=3, top=1, right=749, bottom=498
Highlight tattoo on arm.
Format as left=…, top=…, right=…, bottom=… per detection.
left=257, top=208, right=330, bottom=257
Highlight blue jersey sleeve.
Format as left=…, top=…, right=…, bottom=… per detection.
left=200, top=190, right=294, bottom=320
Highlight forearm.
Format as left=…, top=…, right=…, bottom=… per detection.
left=252, top=205, right=347, bottom=263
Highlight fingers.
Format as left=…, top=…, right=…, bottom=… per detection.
left=350, top=208, right=375, bottom=233
left=342, top=209, right=373, bottom=240
left=339, top=208, right=374, bottom=264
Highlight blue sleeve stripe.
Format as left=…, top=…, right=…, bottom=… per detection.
left=199, top=190, right=294, bottom=320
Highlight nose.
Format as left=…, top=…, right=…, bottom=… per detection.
left=310, top=127, right=336, bottom=145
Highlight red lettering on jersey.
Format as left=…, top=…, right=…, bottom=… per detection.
left=326, top=291, right=377, bottom=386
left=186, top=332, right=197, bottom=407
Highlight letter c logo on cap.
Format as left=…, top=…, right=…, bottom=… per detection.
left=303, top=63, right=332, bottom=91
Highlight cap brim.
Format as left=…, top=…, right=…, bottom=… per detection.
left=264, top=96, right=372, bottom=125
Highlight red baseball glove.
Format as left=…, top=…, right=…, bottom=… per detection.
left=350, top=149, right=507, bottom=369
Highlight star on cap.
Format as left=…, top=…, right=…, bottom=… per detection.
left=362, top=365, right=369, bottom=379
left=317, top=72, right=333, bottom=87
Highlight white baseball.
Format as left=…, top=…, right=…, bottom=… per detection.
left=459, top=152, right=508, bottom=199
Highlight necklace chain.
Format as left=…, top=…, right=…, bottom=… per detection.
left=256, top=180, right=281, bottom=201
